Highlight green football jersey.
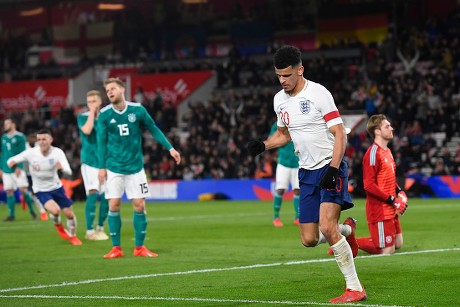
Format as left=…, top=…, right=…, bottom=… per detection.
left=1, top=131, right=26, bottom=173
left=97, top=102, right=173, bottom=175
left=78, top=112, right=100, bottom=168
left=270, top=122, right=299, bottom=169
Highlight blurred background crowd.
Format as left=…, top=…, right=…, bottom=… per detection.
left=1, top=0, right=459, bottom=200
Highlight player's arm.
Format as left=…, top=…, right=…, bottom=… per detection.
left=318, top=123, right=346, bottom=189
left=362, top=151, right=389, bottom=201
left=7, top=151, right=27, bottom=168
left=247, top=126, right=290, bottom=157
left=79, top=112, right=96, bottom=135
left=143, top=107, right=181, bottom=165
left=55, top=149, right=73, bottom=176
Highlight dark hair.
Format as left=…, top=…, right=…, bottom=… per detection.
left=36, top=129, right=52, bottom=136
left=273, top=45, right=302, bottom=69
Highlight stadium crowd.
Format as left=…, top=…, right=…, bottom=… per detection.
left=2, top=3, right=460, bottom=201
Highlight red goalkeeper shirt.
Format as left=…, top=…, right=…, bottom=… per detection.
left=362, top=142, right=397, bottom=222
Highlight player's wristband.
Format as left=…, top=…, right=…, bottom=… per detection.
left=385, top=195, right=395, bottom=205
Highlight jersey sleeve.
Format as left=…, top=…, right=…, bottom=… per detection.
left=57, top=148, right=73, bottom=176
left=6, top=150, right=28, bottom=167
left=314, top=85, right=343, bottom=128
left=362, top=147, right=390, bottom=201
left=142, top=106, right=173, bottom=150
left=96, top=112, right=108, bottom=168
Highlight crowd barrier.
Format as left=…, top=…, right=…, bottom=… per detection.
left=1, top=176, right=459, bottom=204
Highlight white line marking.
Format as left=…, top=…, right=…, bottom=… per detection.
left=0, top=247, right=458, bottom=294
left=0, top=294, right=414, bottom=307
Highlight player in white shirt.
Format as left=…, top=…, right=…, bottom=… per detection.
left=7, top=129, right=82, bottom=245
left=246, top=45, right=366, bottom=303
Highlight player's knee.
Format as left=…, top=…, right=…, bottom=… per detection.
left=301, top=237, right=318, bottom=248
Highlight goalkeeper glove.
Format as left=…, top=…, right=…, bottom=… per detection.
left=397, top=190, right=408, bottom=203
left=385, top=195, right=408, bottom=216
left=246, top=140, right=265, bottom=157
left=319, top=166, right=338, bottom=189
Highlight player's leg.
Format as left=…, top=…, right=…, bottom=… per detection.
left=96, top=182, right=109, bottom=240
left=19, top=187, right=37, bottom=220
left=273, top=164, right=289, bottom=227
left=37, top=193, right=68, bottom=240
left=52, top=186, right=81, bottom=245
left=394, top=215, right=403, bottom=250
left=126, top=169, right=157, bottom=257
left=3, top=174, right=16, bottom=221
left=291, top=168, right=300, bottom=224
left=103, top=170, right=125, bottom=258
left=81, top=164, right=100, bottom=240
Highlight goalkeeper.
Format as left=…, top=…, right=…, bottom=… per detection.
left=357, top=114, right=408, bottom=255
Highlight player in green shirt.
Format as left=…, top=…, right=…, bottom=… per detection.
left=78, top=90, right=109, bottom=241
left=1, top=118, right=37, bottom=221
left=97, top=77, right=181, bottom=259
left=269, top=122, right=300, bottom=227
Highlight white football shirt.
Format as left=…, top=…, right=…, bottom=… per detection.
left=7, top=146, right=72, bottom=193
left=274, top=79, right=343, bottom=170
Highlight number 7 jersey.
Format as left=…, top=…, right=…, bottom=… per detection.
left=274, top=79, right=343, bottom=170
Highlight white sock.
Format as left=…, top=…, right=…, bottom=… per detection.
left=339, top=223, right=352, bottom=237
left=67, top=217, right=77, bottom=237
left=316, top=229, right=327, bottom=245
left=51, top=214, right=61, bottom=225
left=96, top=226, right=104, bottom=232
left=331, top=236, right=362, bottom=291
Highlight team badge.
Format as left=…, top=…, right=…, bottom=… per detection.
left=128, top=113, right=136, bottom=123
left=299, top=99, right=311, bottom=114
left=49, top=158, right=55, bottom=166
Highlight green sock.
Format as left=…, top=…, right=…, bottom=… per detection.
left=108, top=210, right=121, bottom=246
left=133, top=211, right=147, bottom=247
left=293, top=194, right=300, bottom=219
left=273, top=193, right=282, bottom=219
left=85, top=193, right=98, bottom=231
left=98, top=193, right=109, bottom=227
left=7, top=195, right=15, bottom=217
left=24, top=192, right=36, bottom=214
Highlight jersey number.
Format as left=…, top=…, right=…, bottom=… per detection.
left=140, top=183, right=149, bottom=194
left=279, top=111, right=290, bottom=126
left=118, top=124, right=130, bottom=136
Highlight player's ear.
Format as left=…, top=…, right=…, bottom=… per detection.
left=298, top=65, right=304, bottom=76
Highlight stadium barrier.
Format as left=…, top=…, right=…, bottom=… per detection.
left=1, top=176, right=459, bottom=204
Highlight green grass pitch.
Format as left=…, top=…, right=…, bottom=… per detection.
left=0, top=198, right=458, bottom=306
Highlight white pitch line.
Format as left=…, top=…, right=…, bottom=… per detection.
left=0, top=247, right=458, bottom=294
left=0, top=294, right=414, bottom=307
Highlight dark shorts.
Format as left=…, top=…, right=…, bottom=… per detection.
left=35, top=186, right=73, bottom=209
left=298, top=158, right=354, bottom=223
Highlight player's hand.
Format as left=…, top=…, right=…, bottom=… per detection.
left=394, top=197, right=408, bottom=215
left=98, top=169, right=107, bottom=185
left=397, top=190, right=408, bottom=203
left=319, top=166, right=338, bottom=189
left=246, top=140, right=265, bottom=157
left=55, top=161, right=63, bottom=170
left=169, top=148, right=181, bottom=165
left=14, top=168, right=22, bottom=177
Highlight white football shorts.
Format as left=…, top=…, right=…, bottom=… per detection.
left=275, top=164, right=299, bottom=190
left=81, top=164, right=106, bottom=195
left=105, top=169, right=150, bottom=199
left=2, top=169, right=29, bottom=190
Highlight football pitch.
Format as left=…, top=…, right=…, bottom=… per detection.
left=0, top=198, right=458, bottom=306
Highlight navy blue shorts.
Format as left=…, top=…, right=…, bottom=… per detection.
left=35, top=186, right=73, bottom=209
left=298, top=158, right=354, bottom=223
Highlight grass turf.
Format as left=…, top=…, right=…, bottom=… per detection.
left=0, top=198, right=458, bottom=306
